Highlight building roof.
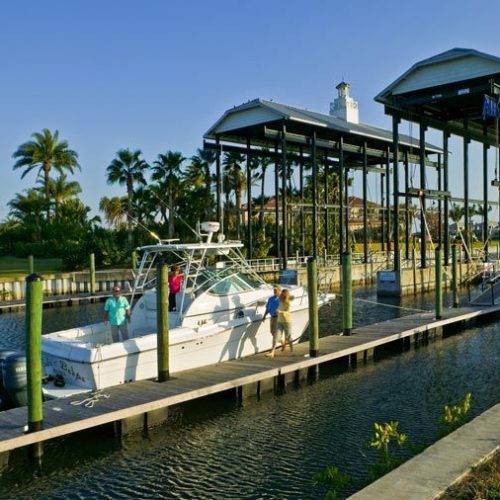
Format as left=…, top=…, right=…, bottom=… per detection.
left=205, top=98, right=442, bottom=154
left=374, top=48, right=500, bottom=145
left=376, top=47, right=500, bottom=103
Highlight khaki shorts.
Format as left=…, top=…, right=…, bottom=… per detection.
left=270, top=316, right=278, bottom=334
left=277, top=321, right=292, bottom=343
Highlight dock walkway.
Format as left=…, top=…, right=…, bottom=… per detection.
left=0, top=304, right=498, bottom=455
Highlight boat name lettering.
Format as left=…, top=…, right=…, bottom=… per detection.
left=59, top=360, right=85, bottom=382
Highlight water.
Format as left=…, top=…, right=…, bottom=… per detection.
left=0, top=288, right=498, bottom=499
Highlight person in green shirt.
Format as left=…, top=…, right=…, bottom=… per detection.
left=104, top=286, right=131, bottom=342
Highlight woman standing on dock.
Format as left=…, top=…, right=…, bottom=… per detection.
left=277, top=289, right=293, bottom=354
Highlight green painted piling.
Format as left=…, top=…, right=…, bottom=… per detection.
left=89, top=253, right=95, bottom=295
left=452, top=244, right=459, bottom=308
left=132, top=250, right=138, bottom=272
left=342, top=252, right=352, bottom=336
left=28, top=255, right=34, bottom=274
left=435, top=246, right=442, bottom=319
left=307, top=257, right=319, bottom=357
left=157, top=262, right=169, bottom=381
left=25, top=273, right=44, bottom=459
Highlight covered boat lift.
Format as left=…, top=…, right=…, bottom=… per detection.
left=204, top=90, right=441, bottom=268
left=376, top=47, right=500, bottom=271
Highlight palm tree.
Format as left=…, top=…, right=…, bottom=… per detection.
left=223, top=152, right=246, bottom=238
left=151, top=151, right=185, bottom=238
left=255, top=151, right=273, bottom=229
left=106, top=149, right=148, bottom=248
left=44, top=174, right=82, bottom=218
left=449, top=203, right=464, bottom=226
left=12, top=129, right=80, bottom=218
left=8, top=189, right=47, bottom=242
left=99, top=196, right=126, bottom=229
left=186, top=148, right=216, bottom=219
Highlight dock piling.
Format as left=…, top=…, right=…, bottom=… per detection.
left=342, top=252, right=353, bottom=336
left=28, top=255, right=34, bottom=274
left=89, top=253, right=96, bottom=295
left=307, top=257, right=319, bottom=357
left=25, top=273, right=44, bottom=460
left=435, top=246, right=442, bottom=319
left=452, top=244, right=459, bottom=308
left=157, top=261, right=169, bottom=381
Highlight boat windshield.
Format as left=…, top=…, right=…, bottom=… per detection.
left=192, top=269, right=262, bottom=296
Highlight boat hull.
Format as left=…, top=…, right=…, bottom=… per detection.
left=42, top=306, right=312, bottom=393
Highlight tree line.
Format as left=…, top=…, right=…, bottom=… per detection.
left=2, top=128, right=484, bottom=271
left=1, top=129, right=319, bottom=269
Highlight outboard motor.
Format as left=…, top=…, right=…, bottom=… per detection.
left=0, top=350, right=17, bottom=409
left=2, top=353, right=28, bottom=408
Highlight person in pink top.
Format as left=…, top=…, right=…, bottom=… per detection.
left=168, top=265, right=183, bottom=311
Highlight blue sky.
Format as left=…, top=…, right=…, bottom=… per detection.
left=1, top=0, right=500, bottom=222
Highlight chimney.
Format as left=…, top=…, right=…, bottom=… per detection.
left=330, top=81, right=359, bottom=124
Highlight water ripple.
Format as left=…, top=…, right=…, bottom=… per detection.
left=0, top=289, right=498, bottom=499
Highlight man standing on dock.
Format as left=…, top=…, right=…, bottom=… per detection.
left=104, top=286, right=131, bottom=342
left=263, top=286, right=281, bottom=357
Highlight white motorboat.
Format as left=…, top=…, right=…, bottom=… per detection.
left=41, top=222, right=334, bottom=398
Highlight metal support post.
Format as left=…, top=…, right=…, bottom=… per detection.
left=420, top=123, right=427, bottom=268
left=339, top=137, right=344, bottom=253
left=392, top=116, right=400, bottom=271
left=443, top=131, right=450, bottom=265
left=483, top=139, right=489, bottom=260
left=215, top=136, right=223, bottom=233
left=404, top=150, right=410, bottom=260
left=281, top=123, right=288, bottom=268
left=381, top=172, right=385, bottom=251
left=464, top=134, right=470, bottom=261
left=274, top=142, right=280, bottom=260
left=246, top=138, right=253, bottom=259
left=362, top=142, right=368, bottom=263
left=299, top=146, right=305, bottom=256
left=311, top=130, right=318, bottom=258
left=324, top=150, right=329, bottom=255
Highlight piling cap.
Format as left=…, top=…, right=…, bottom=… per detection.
left=307, top=256, right=317, bottom=263
left=26, top=273, right=43, bottom=283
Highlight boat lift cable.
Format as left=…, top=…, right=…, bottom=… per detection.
left=335, top=293, right=428, bottom=313
left=125, top=212, right=162, bottom=243
left=149, top=190, right=201, bottom=240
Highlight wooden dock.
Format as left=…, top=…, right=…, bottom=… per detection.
left=0, top=304, right=499, bottom=455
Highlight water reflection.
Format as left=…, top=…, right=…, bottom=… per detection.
left=0, top=288, right=497, bottom=499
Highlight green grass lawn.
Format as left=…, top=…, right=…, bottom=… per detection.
left=0, top=257, right=63, bottom=278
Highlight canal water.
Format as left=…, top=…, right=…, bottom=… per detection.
left=0, top=287, right=498, bottom=499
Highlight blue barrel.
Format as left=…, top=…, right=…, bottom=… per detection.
left=3, top=353, right=28, bottom=408
left=0, top=350, right=17, bottom=408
